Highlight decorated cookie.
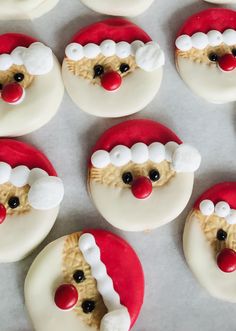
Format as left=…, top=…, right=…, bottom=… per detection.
left=183, top=182, right=236, bottom=302
left=175, top=9, right=236, bottom=104
left=0, top=0, right=59, bottom=20
left=0, top=33, right=64, bottom=137
left=25, top=229, right=144, bottom=331
left=204, top=0, right=236, bottom=3
left=0, top=139, right=64, bottom=263
left=80, top=0, right=154, bottom=17
left=62, top=19, right=164, bottom=118
left=88, top=119, right=201, bottom=231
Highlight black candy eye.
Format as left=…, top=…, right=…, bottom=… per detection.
left=208, top=53, right=218, bottom=62
left=232, top=49, right=236, bottom=57
left=122, top=172, right=133, bottom=184
left=8, top=196, right=20, bottom=209
left=14, top=73, right=25, bottom=82
left=120, top=63, right=130, bottom=73
left=149, top=169, right=160, bottom=182
left=93, top=65, right=104, bottom=78
left=217, top=229, right=227, bottom=241
left=73, top=270, right=85, bottom=283
left=82, top=300, right=95, bottom=313
left=0, top=84, right=3, bottom=90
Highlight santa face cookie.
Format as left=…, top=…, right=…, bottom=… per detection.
left=184, top=182, right=236, bottom=302
left=175, top=9, right=236, bottom=104
left=80, top=0, right=154, bottom=17
left=88, top=119, right=201, bottom=232
left=0, top=139, right=64, bottom=263
left=63, top=19, right=164, bottom=118
left=0, top=0, right=59, bottom=20
left=0, top=33, right=64, bottom=137
left=25, top=229, right=144, bottom=331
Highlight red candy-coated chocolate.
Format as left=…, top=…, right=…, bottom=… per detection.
left=0, top=204, right=6, bottom=224
left=218, top=54, right=236, bottom=72
left=131, top=177, right=152, bottom=199
left=217, top=248, right=236, bottom=273
left=54, top=284, right=78, bottom=310
left=101, top=71, right=122, bottom=91
left=1, top=83, right=24, bottom=104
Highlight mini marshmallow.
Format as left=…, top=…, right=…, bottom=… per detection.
left=207, top=30, right=223, bottom=47
left=215, top=201, right=230, bottom=218
left=131, top=40, right=144, bottom=55
left=10, top=166, right=30, bottom=187
left=148, top=142, right=166, bottom=163
left=11, top=47, right=25, bottom=65
left=84, top=43, right=100, bottom=59
left=131, top=143, right=149, bottom=164
left=91, top=150, right=110, bottom=169
left=199, top=199, right=215, bottom=216
left=28, top=168, right=48, bottom=186
left=0, top=54, right=13, bottom=71
left=65, top=43, right=84, bottom=61
left=223, top=29, right=236, bottom=46
left=226, top=210, right=236, bottom=225
left=116, top=42, right=131, bottom=59
left=172, top=144, right=201, bottom=172
left=175, top=35, right=192, bottom=52
left=165, top=141, right=179, bottom=162
left=0, top=162, right=11, bottom=185
left=110, top=145, right=131, bottom=167
left=100, top=40, right=116, bottom=57
left=191, top=32, right=209, bottom=50
left=199, top=199, right=236, bottom=224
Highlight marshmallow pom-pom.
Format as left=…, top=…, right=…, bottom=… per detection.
left=207, top=30, right=223, bottom=47
left=165, top=141, right=179, bottom=162
left=10, top=166, right=30, bottom=188
left=91, top=150, right=110, bottom=169
left=175, top=35, right=192, bottom=51
left=84, top=43, right=100, bottom=59
left=22, top=42, right=53, bottom=75
left=100, top=40, right=116, bottom=57
left=199, top=199, right=215, bottom=216
left=223, top=29, right=236, bottom=46
left=172, top=144, right=201, bottom=173
left=0, top=162, right=11, bottom=185
left=215, top=201, right=230, bottom=218
left=28, top=176, right=64, bottom=210
left=0, top=54, right=13, bottom=71
left=28, top=168, right=48, bottom=186
left=148, top=143, right=166, bottom=163
left=131, top=143, right=149, bottom=164
left=226, top=210, right=236, bottom=225
left=100, top=308, right=131, bottom=331
left=65, top=43, right=84, bottom=61
left=191, top=32, right=208, bottom=50
left=136, top=43, right=165, bottom=72
left=110, top=145, right=131, bottom=167
left=116, top=42, right=131, bottom=59
left=11, top=47, right=25, bottom=65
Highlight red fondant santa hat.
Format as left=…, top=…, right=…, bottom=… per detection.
left=0, top=139, right=64, bottom=210
left=65, top=19, right=165, bottom=72
left=194, top=182, right=236, bottom=224
left=0, top=33, right=53, bottom=74
left=175, top=9, right=236, bottom=51
left=90, top=119, right=201, bottom=173
left=80, top=229, right=144, bottom=330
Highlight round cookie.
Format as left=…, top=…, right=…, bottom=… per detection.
left=80, top=0, right=154, bottom=17
left=0, top=139, right=64, bottom=263
left=25, top=229, right=144, bottom=331
left=184, top=182, right=236, bottom=302
left=0, top=33, right=64, bottom=137
left=62, top=19, right=164, bottom=118
left=88, top=119, right=201, bottom=232
left=0, top=0, right=59, bottom=20
left=175, top=9, right=236, bottom=104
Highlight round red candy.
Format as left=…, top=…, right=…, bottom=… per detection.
left=1, top=83, right=24, bottom=104
left=101, top=71, right=122, bottom=91
left=131, top=177, right=153, bottom=199
left=54, top=284, right=78, bottom=310
left=217, top=248, right=236, bottom=273
left=0, top=204, right=6, bottom=224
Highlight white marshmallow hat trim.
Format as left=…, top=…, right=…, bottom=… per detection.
left=199, top=200, right=236, bottom=224
left=79, top=233, right=131, bottom=331
left=175, top=29, right=236, bottom=51
left=91, top=142, right=201, bottom=173
left=0, top=162, right=64, bottom=210
left=65, top=40, right=165, bottom=72
left=0, top=42, right=54, bottom=75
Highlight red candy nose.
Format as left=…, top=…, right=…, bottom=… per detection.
left=218, top=54, right=236, bottom=72
left=0, top=204, right=6, bottom=224
left=131, top=176, right=153, bottom=199
left=217, top=248, right=236, bottom=273
left=101, top=71, right=122, bottom=91
left=54, top=284, right=78, bottom=310
left=1, top=83, right=24, bottom=104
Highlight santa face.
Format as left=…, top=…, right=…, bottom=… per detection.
left=0, top=0, right=59, bottom=19
left=0, top=40, right=64, bottom=136
left=25, top=231, right=144, bottom=331
left=80, top=0, right=154, bottom=17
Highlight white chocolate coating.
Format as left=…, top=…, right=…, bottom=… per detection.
left=176, top=57, right=236, bottom=104
left=0, top=56, right=64, bottom=137
left=0, top=0, right=59, bottom=20
left=25, top=236, right=98, bottom=331
left=80, top=0, right=154, bottom=17
left=0, top=207, right=59, bottom=263
left=183, top=213, right=236, bottom=302
left=204, top=0, right=236, bottom=3
left=62, top=61, right=162, bottom=118
left=89, top=173, right=194, bottom=231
